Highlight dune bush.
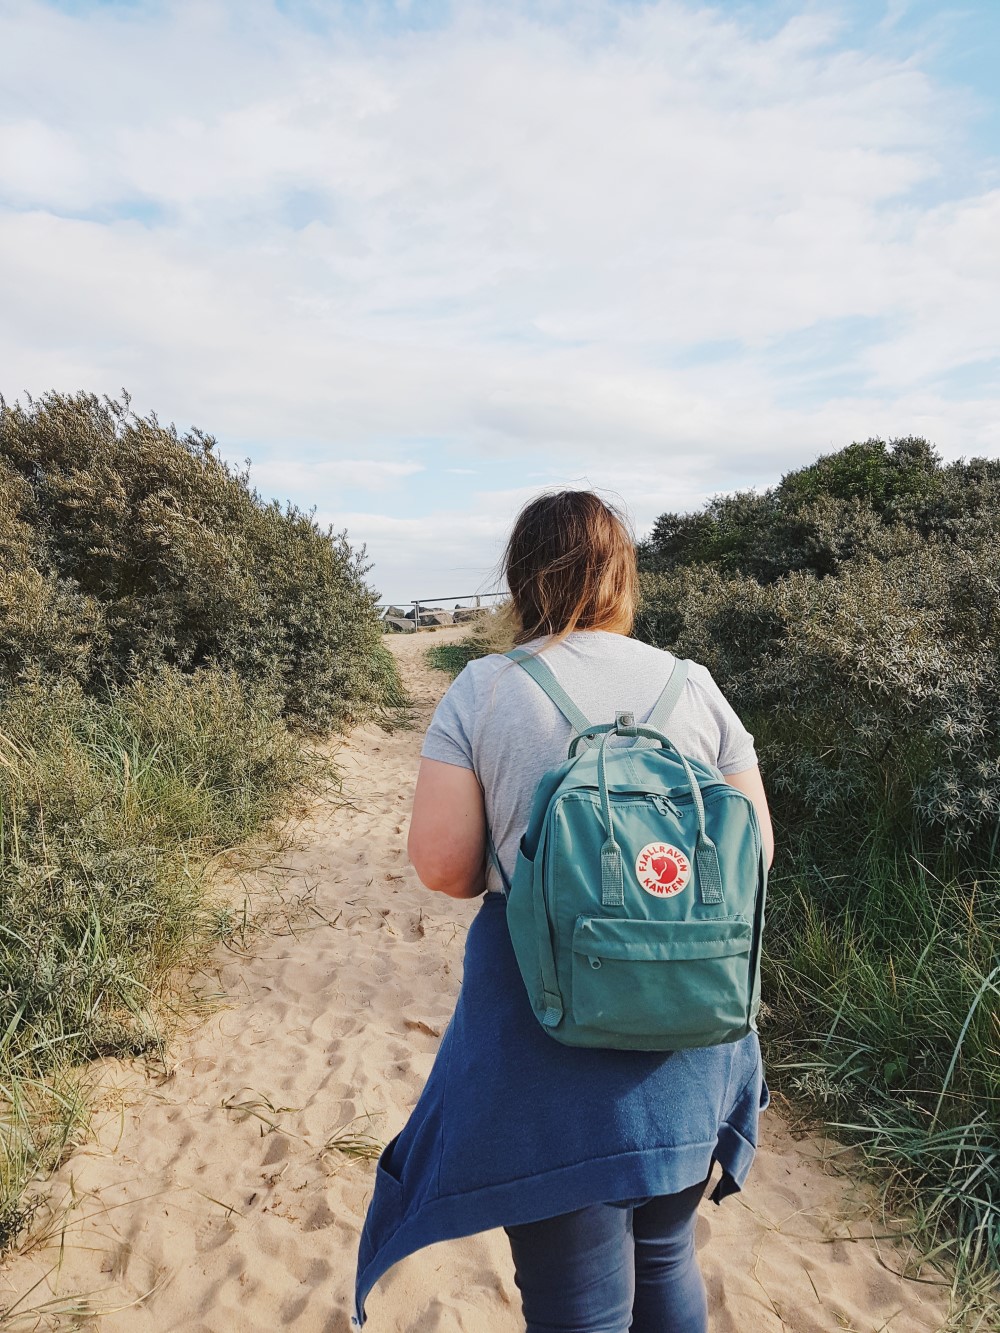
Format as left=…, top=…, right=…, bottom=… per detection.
left=0, top=391, right=403, bottom=730
left=639, top=438, right=1000, bottom=1287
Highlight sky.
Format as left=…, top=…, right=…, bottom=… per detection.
left=1, top=0, right=998, bottom=604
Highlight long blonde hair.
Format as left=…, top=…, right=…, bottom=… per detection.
left=502, top=490, right=638, bottom=646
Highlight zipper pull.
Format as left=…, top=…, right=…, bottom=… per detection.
left=650, top=794, right=681, bottom=818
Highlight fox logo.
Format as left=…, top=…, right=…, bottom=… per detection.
left=635, top=843, right=691, bottom=897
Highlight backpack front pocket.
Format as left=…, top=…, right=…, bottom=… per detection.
left=570, top=916, right=753, bottom=1046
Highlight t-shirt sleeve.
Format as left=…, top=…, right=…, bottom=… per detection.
left=421, top=664, right=477, bottom=770
left=701, top=669, right=758, bottom=775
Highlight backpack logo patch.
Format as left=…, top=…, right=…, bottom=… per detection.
left=635, top=843, right=691, bottom=897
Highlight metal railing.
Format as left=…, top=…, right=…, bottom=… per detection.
left=379, top=591, right=506, bottom=632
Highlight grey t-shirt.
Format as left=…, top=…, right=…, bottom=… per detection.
left=421, top=630, right=758, bottom=894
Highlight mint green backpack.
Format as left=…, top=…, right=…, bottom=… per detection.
left=494, top=649, right=767, bottom=1052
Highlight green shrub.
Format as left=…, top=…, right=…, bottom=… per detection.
left=0, top=391, right=403, bottom=730
left=638, top=439, right=1000, bottom=1291
left=640, top=540, right=1000, bottom=865
left=638, top=436, right=1000, bottom=584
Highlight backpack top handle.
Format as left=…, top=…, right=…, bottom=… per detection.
left=591, top=724, right=725, bottom=909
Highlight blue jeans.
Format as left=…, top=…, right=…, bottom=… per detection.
left=503, top=1176, right=710, bottom=1333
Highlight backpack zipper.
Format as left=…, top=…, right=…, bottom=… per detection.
left=649, top=794, right=682, bottom=819
left=554, top=786, right=761, bottom=867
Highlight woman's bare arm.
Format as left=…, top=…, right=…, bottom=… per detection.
left=409, top=754, right=773, bottom=895
left=724, top=766, right=775, bottom=869
left=407, top=758, right=488, bottom=898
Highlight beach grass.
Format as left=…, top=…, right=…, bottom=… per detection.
left=0, top=664, right=323, bottom=1251
left=425, top=642, right=484, bottom=678
left=425, top=604, right=515, bottom=679
left=760, top=837, right=1000, bottom=1292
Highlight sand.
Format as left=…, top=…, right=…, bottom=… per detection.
left=0, top=627, right=951, bottom=1332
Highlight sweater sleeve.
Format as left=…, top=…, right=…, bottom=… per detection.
left=700, top=669, right=758, bottom=775
left=420, top=664, right=476, bottom=770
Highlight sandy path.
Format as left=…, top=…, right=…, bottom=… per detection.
left=1, top=629, right=950, bottom=1332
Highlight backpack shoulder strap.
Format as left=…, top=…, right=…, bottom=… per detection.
left=639, top=656, right=689, bottom=742
left=506, top=647, right=593, bottom=734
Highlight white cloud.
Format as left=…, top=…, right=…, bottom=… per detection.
left=0, top=0, right=997, bottom=595
left=0, top=120, right=96, bottom=209
left=248, top=457, right=423, bottom=494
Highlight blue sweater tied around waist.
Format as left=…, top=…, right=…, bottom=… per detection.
left=354, top=892, right=768, bottom=1325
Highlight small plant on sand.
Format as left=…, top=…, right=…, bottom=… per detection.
left=426, top=603, right=516, bottom=678
left=323, top=1118, right=384, bottom=1162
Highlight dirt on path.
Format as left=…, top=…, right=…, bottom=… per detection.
left=1, top=629, right=950, bottom=1331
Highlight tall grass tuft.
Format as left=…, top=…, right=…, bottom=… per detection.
left=763, top=853, right=1000, bottom=1284
left=426, top=603, right=516, bottom=679
left=0, top=665, right=316, bottom=1248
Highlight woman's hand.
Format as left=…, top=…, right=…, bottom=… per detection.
left=407, top=758, right=488, bottom=898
